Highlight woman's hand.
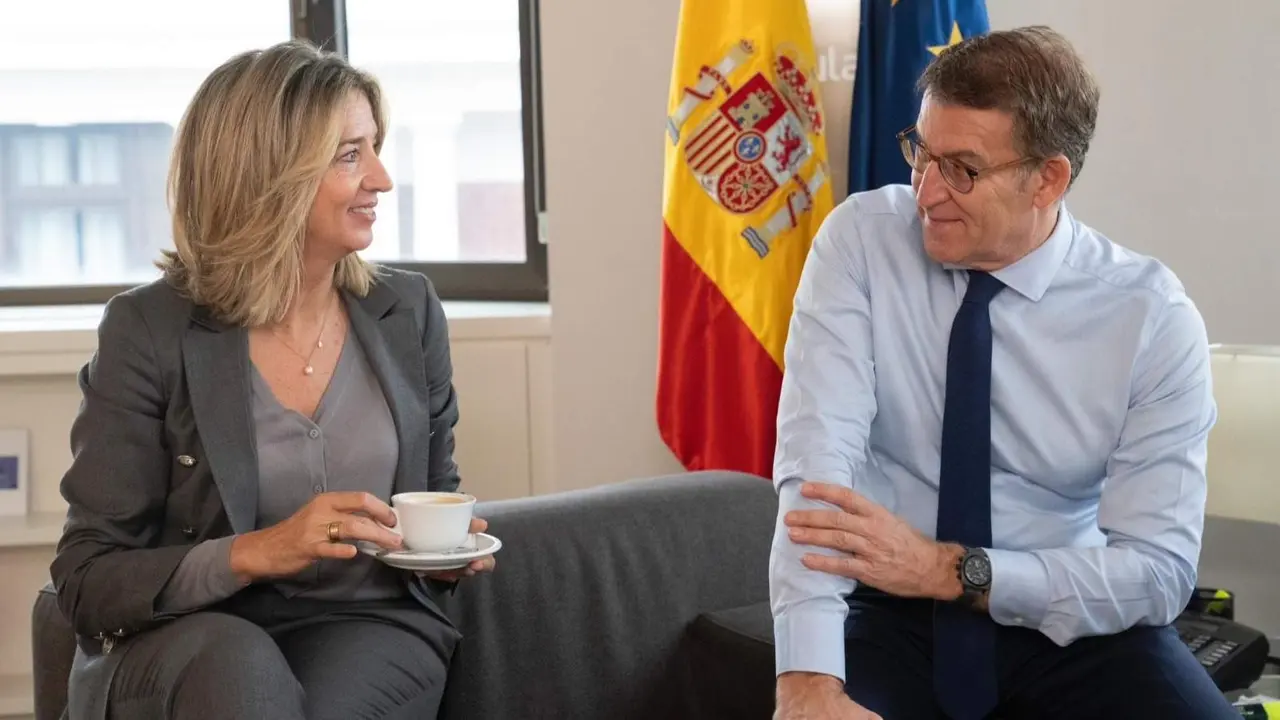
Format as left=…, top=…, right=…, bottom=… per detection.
left=416, top=517, right=496, bottom=582
left=229, top=491, right=404, bottom=584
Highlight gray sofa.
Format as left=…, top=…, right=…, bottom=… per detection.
left=31, top=471, right=779, bottom=720
left=32, top=469, right=1280, bottom=719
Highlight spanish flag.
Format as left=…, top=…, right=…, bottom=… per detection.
left=657, top=0, right=834, bottom=478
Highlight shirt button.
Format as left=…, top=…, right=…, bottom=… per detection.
left=308, top=428, right=320, bottom=439
left=312, top=485, right=324, bottom=494
left=177, top=454, right=196, bottom=467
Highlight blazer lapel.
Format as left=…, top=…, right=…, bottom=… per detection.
left=182, top=308, right=259, bottom=534
left=345, top=282, right=428, bottom=496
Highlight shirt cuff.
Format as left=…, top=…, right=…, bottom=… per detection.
left=773, top=602, right=849, bottom=681
left=985, top=548, right=1051, bottom=632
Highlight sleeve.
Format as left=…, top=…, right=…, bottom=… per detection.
left=50, top=293, right=197, bottom=639
left=770, top=207, right=878, bottom=681
left=418, top=272, right=462, bottom=494
left=986, top=294, right=1215, bottom=645
left=154, top=536, right=245, bottom=614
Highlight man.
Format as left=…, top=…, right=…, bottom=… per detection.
left=770, top=26, right=1236, bottom=720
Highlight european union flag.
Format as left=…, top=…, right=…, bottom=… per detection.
left=847, top=0, right=990, bottom=195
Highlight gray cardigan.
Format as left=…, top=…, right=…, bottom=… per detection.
left=49, top=267, right=463, bottom=719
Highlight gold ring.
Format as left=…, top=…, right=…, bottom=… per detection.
left=326, top=521, right=341, bottom=543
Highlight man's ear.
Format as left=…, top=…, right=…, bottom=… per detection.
left=1032, top=155, right=1072, bottom=208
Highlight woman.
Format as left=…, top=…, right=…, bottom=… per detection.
left=49, top=40, right=494, bottom=720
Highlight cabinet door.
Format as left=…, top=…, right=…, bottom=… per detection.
left=449, top=339, right=532, bottom=500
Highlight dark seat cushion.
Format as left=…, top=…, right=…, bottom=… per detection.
left=688, top=602, right=775, bottom=720
left=33, top=583, right=74, bottom=720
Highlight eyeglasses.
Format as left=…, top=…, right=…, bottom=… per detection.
left=896, top=125, right=1038, bottom=194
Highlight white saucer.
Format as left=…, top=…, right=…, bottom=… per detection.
left=358, top=532, right=502, bottom=571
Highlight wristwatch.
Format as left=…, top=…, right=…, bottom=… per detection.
left=956, top=546, right=992, bottom=608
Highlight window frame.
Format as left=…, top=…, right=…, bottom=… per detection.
left=0, top=0, right=546, bottom=306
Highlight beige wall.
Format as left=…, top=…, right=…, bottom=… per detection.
left=1205, top=350, right=1280, bottom=524
left=542, top=0, right=682, bottom=490
left=543, top=0, right=1280, bottom=496
left=542, top=0, right=860, bottom=491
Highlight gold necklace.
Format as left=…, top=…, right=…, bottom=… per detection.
left=271, top=294, right=336, bottom=376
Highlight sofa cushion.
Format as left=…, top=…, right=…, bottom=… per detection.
left=688, top=601, right=775, bottom=720
left=32, top=471, right=781, bottom=720
left=437, top=471, right=778, bottom=720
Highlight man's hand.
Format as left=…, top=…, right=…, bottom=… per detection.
left=774, top=672, right=880, bottom=720
left=784, top=481, right=963, bottom=601
left=416, top=517, right=496, bottom=582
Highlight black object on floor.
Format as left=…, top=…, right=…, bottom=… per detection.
left=688, top=602, right=776, bottom=720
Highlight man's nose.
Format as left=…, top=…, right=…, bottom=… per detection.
left=914, top=161, right=951, bottom=209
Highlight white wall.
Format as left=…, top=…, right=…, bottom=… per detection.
left=985, top=0, right=1280, bottom=345
left=543, top=0, right=1280, bottom=489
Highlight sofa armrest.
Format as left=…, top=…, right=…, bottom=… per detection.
left=33, top=583, right=75, bottom=720
left=438, top=470, right=777, bottom=720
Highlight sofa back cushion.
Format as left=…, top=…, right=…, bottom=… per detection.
left=438, top=470, right=778, bottom=720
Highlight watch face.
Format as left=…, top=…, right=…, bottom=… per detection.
left=963, top=554, right=992, bottom=588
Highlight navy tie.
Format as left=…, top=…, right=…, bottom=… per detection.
left=933, top=270, right=1004, bottom=720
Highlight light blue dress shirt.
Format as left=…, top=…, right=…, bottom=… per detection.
left=770, top=184, right=1217, bottom=681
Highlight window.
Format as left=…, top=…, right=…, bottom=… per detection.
left=1, top=124, right=172, bottom=289
left=0, top=0, right=545, bottom=305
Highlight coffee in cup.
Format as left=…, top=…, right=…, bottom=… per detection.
left=388, top=491, right=476, bottom=552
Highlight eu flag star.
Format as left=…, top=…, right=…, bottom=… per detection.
left=929, top=21, right=965, bottom=56
left=847, top=0, right=990, bottom=194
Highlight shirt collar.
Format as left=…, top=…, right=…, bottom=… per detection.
left=943, top=205, right=1073, bottom=302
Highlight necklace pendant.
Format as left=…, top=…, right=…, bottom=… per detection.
left=304, top=365, right=314, bottom=376
left=317, top=340, right=324, bottom=349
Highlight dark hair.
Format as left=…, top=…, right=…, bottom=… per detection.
left=918, top=26, right=1100, bottom=187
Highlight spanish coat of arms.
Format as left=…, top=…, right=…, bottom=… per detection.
left=667, top=40, right=828, bottom=258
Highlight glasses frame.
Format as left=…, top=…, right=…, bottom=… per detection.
left=896, top=125, right=1039, bottom=194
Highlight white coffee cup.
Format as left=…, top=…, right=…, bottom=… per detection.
left=387, top=491, right=475, bottom=552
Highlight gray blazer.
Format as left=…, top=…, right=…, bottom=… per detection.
left=49, top=267, right=462, bottom=719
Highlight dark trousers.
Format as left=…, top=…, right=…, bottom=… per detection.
left=844, top=590, right=1240, bottom=720
left=106, top=586, right=458, bottom=720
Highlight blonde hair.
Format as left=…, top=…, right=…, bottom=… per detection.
left=158, top=40, right=386, bottom=327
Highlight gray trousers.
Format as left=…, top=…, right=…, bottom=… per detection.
left=104, top=588, right=458, bottom=720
